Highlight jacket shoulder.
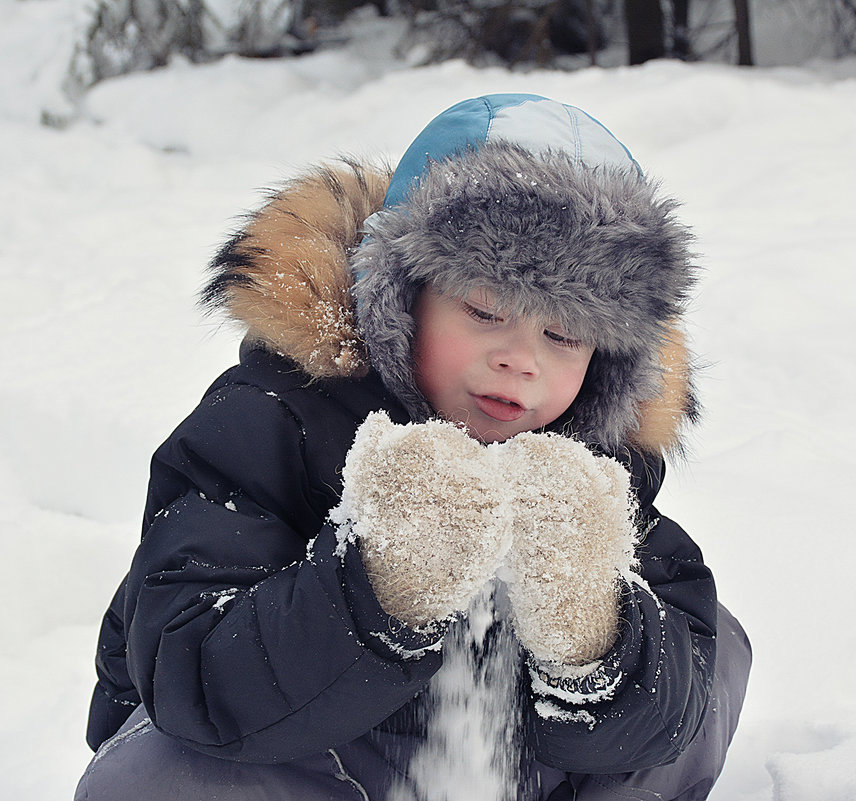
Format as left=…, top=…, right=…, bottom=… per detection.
left=146, top=349, right=408, bottom=533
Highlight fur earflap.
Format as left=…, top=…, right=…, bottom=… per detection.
left=353, top=142, right=698, bottom=452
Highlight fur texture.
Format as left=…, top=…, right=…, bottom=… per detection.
left=202, top=155, right=697, bottom=454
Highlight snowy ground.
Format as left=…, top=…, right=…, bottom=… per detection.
left=2, top=2, right=856, bottom=800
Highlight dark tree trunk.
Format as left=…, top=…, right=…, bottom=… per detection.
left=623, top=0, right=665, bottom=64
left=672, top=0, right=690, bottom=59
left=733, top=0, right=753, bottom=65
left=585, top=0, right=598, bottom=64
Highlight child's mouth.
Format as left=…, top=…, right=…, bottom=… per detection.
left=474, top=394, right=526, bottom=423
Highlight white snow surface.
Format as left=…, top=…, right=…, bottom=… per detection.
left=1, top=2, right=856, bottom=799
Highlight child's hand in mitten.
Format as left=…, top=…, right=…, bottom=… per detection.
left=330, top=412, right=513, bottom=628
left=500, top=433, right=638, bottom=666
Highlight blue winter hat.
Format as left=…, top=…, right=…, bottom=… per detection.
left=382, top=93, right=642, bottom=209
left=354, top=93, right=643, bottom=286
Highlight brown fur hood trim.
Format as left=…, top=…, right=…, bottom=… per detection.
left=202, top=160, right=696, bottom=455
left=202, top=160, right=391, bottom=378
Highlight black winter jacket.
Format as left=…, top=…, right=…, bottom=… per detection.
left=87, top=345, right=717, bottom=779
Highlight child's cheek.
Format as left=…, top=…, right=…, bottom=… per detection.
left=413, top=326, right=476, bottom=410
left=543, top=361, right=590, bottom=423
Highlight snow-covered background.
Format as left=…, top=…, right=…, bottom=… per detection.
left=2, top=2, right=855, bottom=800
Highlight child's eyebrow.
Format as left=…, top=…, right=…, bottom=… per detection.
left=465, top=288, right=498, bottom=307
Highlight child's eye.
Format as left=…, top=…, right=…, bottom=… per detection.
left=544, top=329, right=583, bottom=349
left=463, top=302, right=501, bottom=324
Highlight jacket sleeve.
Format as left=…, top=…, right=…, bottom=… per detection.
left=122, top=382, right=443, bottom=763
left=525, top=454, right=718, bottom=774
left=86, top=577, right=142, bottom=751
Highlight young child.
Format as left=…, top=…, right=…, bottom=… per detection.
left=75, top=94, right=751, bottom=801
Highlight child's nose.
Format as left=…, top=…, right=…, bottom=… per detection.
left=488, top=335, right=539, bottom=376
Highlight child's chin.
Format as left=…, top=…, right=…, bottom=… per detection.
left=435, top=410, right=524, bottom=443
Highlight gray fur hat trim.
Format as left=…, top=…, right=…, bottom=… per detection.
left=353, top=137, right=696, bottom=450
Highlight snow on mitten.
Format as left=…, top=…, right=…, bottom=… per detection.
left=330, top=411, right=513, bottom=628
left=500, top=433, right=638, bottom=666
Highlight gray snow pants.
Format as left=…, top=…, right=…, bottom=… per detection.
left=74, top=604, right=751, bottom=801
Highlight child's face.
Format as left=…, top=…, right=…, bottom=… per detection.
left=411, top=286, right=594, bottom=443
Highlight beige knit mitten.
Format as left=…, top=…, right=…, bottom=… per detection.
left=500, top=433, right=638, bottom=666
left=330, top=412, right=513, bottom=628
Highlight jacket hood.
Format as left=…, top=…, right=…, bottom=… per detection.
left=203, top=95, right=699, bottom=455
left=202, top=159, right=391, bottom=378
